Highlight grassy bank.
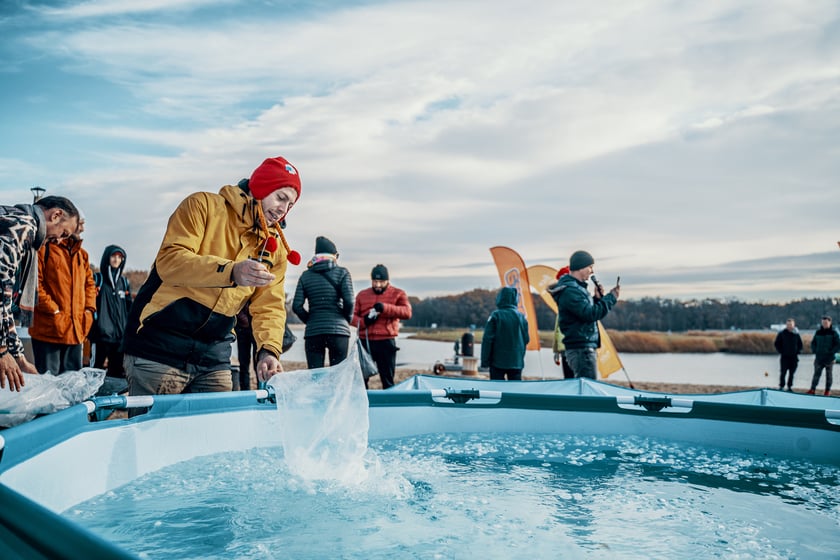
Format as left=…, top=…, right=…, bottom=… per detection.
left=404, top=328, right=808, bottom=355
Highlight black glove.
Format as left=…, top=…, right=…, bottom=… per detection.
left=364, top=315, right=376, bottom=326
left=373, top=302, right=384, bottom=312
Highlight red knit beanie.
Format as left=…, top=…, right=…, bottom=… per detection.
left=249, top=156, right=302, bottom=201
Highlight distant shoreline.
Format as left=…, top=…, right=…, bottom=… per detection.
left=403, top=328, right=812, bottom=355
left=277, top=360, right=834, bottom=396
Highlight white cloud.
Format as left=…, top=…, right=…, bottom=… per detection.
left=36, top=0, right=235, bottom=19
left=4, top=0, right=840, bottom=300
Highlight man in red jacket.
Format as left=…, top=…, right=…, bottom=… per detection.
left=353, top=264, right=412, bottom=389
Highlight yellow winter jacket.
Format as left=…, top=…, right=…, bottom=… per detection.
left=123, top=184, right=290, bottom=370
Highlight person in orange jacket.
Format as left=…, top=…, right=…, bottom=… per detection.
left=352, top=264, right=412, bottom=389
left=29, top=213, right=96, bottom=375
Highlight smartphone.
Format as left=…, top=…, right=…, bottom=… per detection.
left=616, top=276, right=621, bottom=287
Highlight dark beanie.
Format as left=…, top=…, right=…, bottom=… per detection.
left=371, top=264, right=389, bottom=280
left=569, top=250, right=595, bottom=271
left=315, top=236, right=337, bottom=255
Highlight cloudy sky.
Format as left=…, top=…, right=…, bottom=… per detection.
left=1, top=0, right=838, bottom=303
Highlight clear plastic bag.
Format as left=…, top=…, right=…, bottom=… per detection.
left=268, top=355, right=371, bottom=485
left=0, top=368, right=106, bottom=428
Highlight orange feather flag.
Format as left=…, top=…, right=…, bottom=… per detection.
left=526, top=264, right=559, bottom=313
left=489, top=247, right=541, bottom=351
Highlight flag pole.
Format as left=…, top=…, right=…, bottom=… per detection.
left=619, top=365, right=635, bottom=389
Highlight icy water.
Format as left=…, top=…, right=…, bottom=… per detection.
left=65, top=432, right=840, bottom=559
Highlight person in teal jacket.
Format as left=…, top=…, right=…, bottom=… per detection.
left=480, top=287, right=529, bottom=381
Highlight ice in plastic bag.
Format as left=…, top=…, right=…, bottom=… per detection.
left=268, top=352, right=371, bottom=485
left=0, top=368, right=106, bottom=428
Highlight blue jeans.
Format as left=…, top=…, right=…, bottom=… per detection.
left=565, top=348, right=598, bottom=379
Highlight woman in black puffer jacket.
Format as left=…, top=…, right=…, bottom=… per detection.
left=291, top=236, right=354, bottom=368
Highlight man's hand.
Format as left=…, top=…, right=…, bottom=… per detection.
left=610, top=285, right=621, bottom=300
left=232, top=260, right=276, bottom=287
left=364, top=308, right=379, bottom=325
left=0, top=353, right=25, bottom=392
left=256, top=352, right=283, bottom=383
left=17, top=355, right=37, bottom=374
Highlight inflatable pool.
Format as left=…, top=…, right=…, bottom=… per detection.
left=0, top=371, right=838, bottom=559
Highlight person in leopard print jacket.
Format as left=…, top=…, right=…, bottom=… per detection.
left=0, top=196, right=81, bottom=391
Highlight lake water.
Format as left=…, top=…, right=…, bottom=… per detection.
left=282, top=327, right=818, bottom=389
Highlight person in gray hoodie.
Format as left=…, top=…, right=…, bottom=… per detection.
left=480, top=287, right=530, bottom=380
left=292, top=236, right=354, bottom=369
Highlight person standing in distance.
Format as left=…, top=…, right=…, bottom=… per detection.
left=292, top=236, right=355, bottom=369
left=551, top=265, right=574, bottom=379
left=90, top=245, right=132, bottom=377
left=547, top=250, right=619, bottom=379
left=29, top=211, right=97, bottom=375
left=353, top=264, right=412, bottom=389
left=774, top=318, right=802, bottom=392
left=807, top=315, right=840, bottom=396
left=480, top=286, right=529, bottom=381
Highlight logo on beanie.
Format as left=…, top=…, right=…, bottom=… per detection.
left=285, top=164, right=297, bottom=175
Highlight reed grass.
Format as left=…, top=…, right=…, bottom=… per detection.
left=405, top=328, right=809, bottom=355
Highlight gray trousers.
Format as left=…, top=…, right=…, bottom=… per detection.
left=810, top=358, right=834, bottom=392
left=565, top=348, right=598, bottom=379
left=125, top=354, right=232, bottom=397
left=31, top=339, right=82, bottom=375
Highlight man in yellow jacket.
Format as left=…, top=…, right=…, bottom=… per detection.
left=123, top=156, right=302, bottom=397
left=29, top=214, right=97, bottom=374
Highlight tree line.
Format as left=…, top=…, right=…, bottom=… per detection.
left=122, top=269, right=838, bottom=332
left=405, top=289, right=840, bottom=332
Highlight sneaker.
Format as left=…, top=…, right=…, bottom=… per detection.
left=806, top=389, right=815, bottom=395
left=785, top=387, right=793, bottom=392
left=825, top=390, right=832, bottom=396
